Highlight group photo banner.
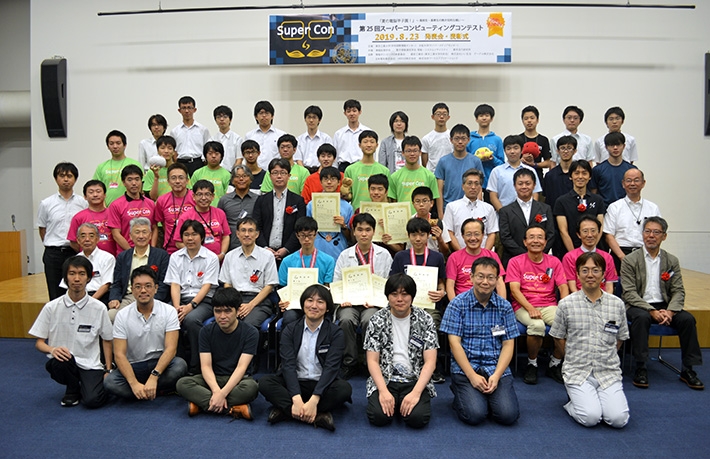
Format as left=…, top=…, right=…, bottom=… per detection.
left=269, top=12, right=512, bottom=66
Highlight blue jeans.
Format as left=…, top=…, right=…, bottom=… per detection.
left=450, top=372, right=519, bottom=425
left=104, top=357, right=187, bottom=399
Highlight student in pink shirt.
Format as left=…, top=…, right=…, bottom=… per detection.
left=176, top=180, right=231, bottom=263
left=68, top=180, right=117, bottom=255
left=107, top=165, right=157, bottom=253
left=154, top=163, right=195, bottom=254
left=562, top=216, right=617, bottom=293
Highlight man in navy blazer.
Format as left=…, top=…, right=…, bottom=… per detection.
left=498, top=168, right=555, bottom=268
left=259, top=284, right=352, bottom=431
left=253, top=158, right=306, bottom=262
left=621, top=216, right=703, bottom=390
left=108, top=217, right=170, bottom=322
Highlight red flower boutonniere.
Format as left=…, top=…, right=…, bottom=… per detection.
left=286, top=206, right=297, bottom=215
left=535, top=214, right=544, bottom=223
left=661, top=271, right=673, bottom=281
left=577, top=203, right=587, bottom=212
left=150, top=265, right=158, bottom=272
left=250, top=270, right=261, bottom=283
left=197, top=271, right=204, bottom=278
left=541, top=274, right=551, bottom=283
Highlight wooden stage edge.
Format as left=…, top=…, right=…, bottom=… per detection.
left=1, top=271, right=709, bottom=347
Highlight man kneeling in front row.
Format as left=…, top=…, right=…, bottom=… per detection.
left=177, top=287, right=259, bottom=419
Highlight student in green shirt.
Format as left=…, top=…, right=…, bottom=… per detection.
left=387, top=136, right=442, bottom=216
left=145, top=135, right=191, bottom=200
left=260, top=134, right=309, bottom=194
left=93, top=130, right=142, bottom=205
left=343, top=130, right=390, bottom=210
left=191, top=141, right=231, bottom=206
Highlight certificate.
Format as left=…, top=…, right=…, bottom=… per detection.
left=405, top=265, right=439, bottom=309
left=341, top=265, right=372, bottom=305
left=370, top=274, right=389, bottom=308
left=286, top=268, right=319, bottom=310
left=311, top=192, right=341, bottom=232
left=329, top=281, right=344, bottom=305
left=383, top=202, right=411, bottom=244
left=359, top=202, right=384, bottom=242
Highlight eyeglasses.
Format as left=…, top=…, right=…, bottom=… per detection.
left=270, top=171, right=289, bottom=176
left=452, top=136, right=469, bottom=142
left=433, top=111, right=449, bottom=117
left=413, top=199, right=430, bottom=205
left=624, top=178, right=643, bottom=184
left=643, top=229, right=664, bottom=236
left=464, top=232, right=482, bottom=238
left=473, top=274, right=497, bottom=282
left=132, top=283, right=155, bottom=291
left=297, top=232, right=316, bottom=240
left=559, top=146, right=575, bottom=152
left=579, top=268, right=603, bottom=275
left=195, top=192, right=214, bottom=198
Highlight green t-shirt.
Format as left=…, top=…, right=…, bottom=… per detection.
left=93, top=157, right=143, bottom=205
left=260, top=163, right=309, bottom=195
left=143, top=167, right=193, bottom=199
left=343, top=161, right=391, bottom=209
left=387, top=166, right=440, bottom=213
left=191, top=166, right=232, bottom=206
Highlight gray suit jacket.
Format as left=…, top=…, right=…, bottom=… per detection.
left=498, top=199, right=555, bottom=267
left=621, top=248, right=685, bottom=312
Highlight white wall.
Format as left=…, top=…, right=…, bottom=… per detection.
left=29, top=0, right=710, bottom=272
left=0, top=0, right=32, bottom=272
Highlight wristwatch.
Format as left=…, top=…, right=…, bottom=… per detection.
left=150, top=369, right=161, bottom=378
left=190, top=300, right=198, bottom=308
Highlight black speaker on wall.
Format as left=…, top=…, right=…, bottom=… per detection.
left=41, top=58, right=67, bottom=138
left=706, top=53, right=710, bottom=136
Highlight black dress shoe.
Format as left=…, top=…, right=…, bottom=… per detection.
left=546, top=364, right=564, bottom=384
left=314, top=412, right=335, bottom=432
left=523, top=364, right=538, bottom=385
left=633, top=368, right=649, bottom=388
left=268, top=407, right=288, bottom=424
left=680, top=369, right=704, bottom=390
left=431, top=372, right=446, bottom=384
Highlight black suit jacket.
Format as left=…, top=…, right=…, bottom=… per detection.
left=498, top=199, right=555, bottom=267
left=253, top=190, right=306, bottom=254
left=109, top=246, right=170, bottom=302
left=279, top=317, right=344, bottom=397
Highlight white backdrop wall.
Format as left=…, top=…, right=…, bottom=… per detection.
left=28, top=0, right=710, bottom=273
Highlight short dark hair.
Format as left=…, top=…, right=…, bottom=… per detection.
left=569, top=160, right=592, bottom=176
left=62, top=255, right=94, bottom=285
left=300, top=284, right=335, bottom=314
left=474, top=104, right=495, bottom=119
left=121, top=164, right=143, bottom=181
left=268, top=158, right=291, bottom=174
left=461, top=218, right=485, bottom=235
left=352, top=212, right=376, bottom=230
left=368, top=174, right=389, bottom=191
left=604, top=106, right=625, bottom=122
left=432, top=102, right=449, bottom=115
left=556, top=135, right=577, bottom=149
left=449, top=124, right=470, bottom=139
left=563, top=105, right=584, bottom=122
left=53, top=162, right=79, bottom=180
left=253, top=100, right=275, bottom=119
left=212, top=287, right=242, bottom=310
left=203, top=141, right=224, bottom=161
left=295, top=216, right=318, bottom=233
left=241, top=140, right=260, bottom=153
left=389, top=111, right=409, bottom=134
left=317, top=143, right=337, bottom=159
left=180, top=219, right=205, bottom=242
left=237, top=217, right=258, bottom=230
left=644, top=216, right=668, bottom=233
left=524, top=224, right=547, bottom=240
left=156, top=135, right=176, bottom=150
left=472, top=256, right=499, bottom=276
left=178, top=96, right=196, bottom=107
left=411, top=186, right=433, bottom=201
left=521, top=105, right=539, bottom=119
left=148, top=114, right=167, bottom=130
left=604, top=131, right=626, bottom=147
left=503, top=135, right=524, bottom=149
left=319, top=166, right=340, bottom=181
left=462, top=168, right=484, bottom=183
left=575, top=251, right=605, bottom=274
left=384, top=273, right=417, bottom=298
left=130, top=265, right=157, bottom=285
left=304, top=105, right=323, bottom=120
left=193, top=179, right=214, bottom=194
left=401, top=135, right=422, bottom=150
left=513, top=167, right=537, bottom=185
left=278, top=134, right=298, bottom=149
left=167, top=162, right=188, bottom=177
left=213, top=105, right=232, bottom=120
left=83, top=179, right=105, bottom=195
left=106, top=130, right=126, bottom=146
left=577, top=215, right=602, bottom=233
left=407, top=217, right=431, bottom=235
left=359, top=130, right=378, bottom=143
left=343, top=99, right=361, bottom=111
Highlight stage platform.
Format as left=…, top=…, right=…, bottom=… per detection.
left=1, top=271, right=709, bottom=347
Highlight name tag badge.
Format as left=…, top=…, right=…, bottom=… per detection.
left=239, top=210, right=248, bottom=219
left=318, top=344, right=330, bottom=354
left=491, top=325, right=506, bottom=337
left=99, top=233, right=108, bottom=241
left=77, top=324, right=92, bottom=333
left=604, top=322, right=620, bottom=334
left=109, top=182, right=119, bottom=189
left=204, top=236, right=215, bottom=244
left=410, top=336, right=424, bottom=349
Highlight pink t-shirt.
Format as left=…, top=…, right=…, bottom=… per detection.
left=107, top=195, right=156, bottom=254
left=177, top=207, right=231, bottom=256
left=562, top=247, right=618, bottom=291
left=67, top=208, right=117, bottom=255
left=446, top=248, right=505, bottom=296
left=155, top=191, right=196, bottom=254
left=505, top=253, right=566, bottom=311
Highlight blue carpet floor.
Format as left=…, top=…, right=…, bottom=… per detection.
left=1, top=338, right=707, bottom=458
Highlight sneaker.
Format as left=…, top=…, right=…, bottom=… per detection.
left=680, top=369, right=704, bottom=390
left=432, top=372, right=446, bottom=384
left=523, top=364, right=538, bottom=385
left=60, top=393, right=80, bottom=407
left=546, top=364, right=564, bottom=384
left=633, top=367, right=649, bottom=388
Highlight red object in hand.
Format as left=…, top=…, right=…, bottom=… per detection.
left=661, top=272, right=671, bottom=281
left=577, top=203, right=587, bottom=212
left=522, top=142, right=540, bottom=159
left=541, top=274, right=551, bottom=283
left=535, top=214, right=543, bottom=223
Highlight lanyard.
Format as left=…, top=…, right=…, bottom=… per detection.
left=196, top=208, right=215, bottom=237
left=410, top=246, right=429, bottom=266
left=300, top=248, right=317, bottom=268
left=355, top=244, right=375, bottom=274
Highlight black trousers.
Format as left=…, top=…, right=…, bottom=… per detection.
left=46, top=357, right=107, bottom=408
left=43, top=246, right=76, bottom=300
left=627, top=302, right=703, bottom=369
left=367, top=380, right=431, bottom=428
left=258, top=374, right=352, bottom=414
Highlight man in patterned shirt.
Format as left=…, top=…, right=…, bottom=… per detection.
left=550, top=252, right=630, bottom=428
left=364, top=273, right=438, bottom=428
left=440, top=257, right=520, bottom=426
